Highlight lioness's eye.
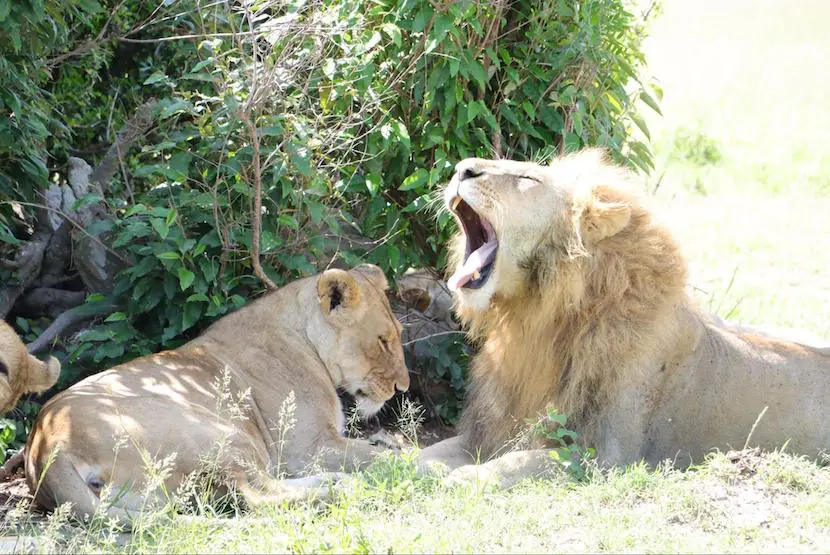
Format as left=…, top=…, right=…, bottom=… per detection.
left=378, top=336, right=389, bottom=350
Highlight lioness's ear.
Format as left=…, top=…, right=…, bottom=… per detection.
left=580, top=191, right=631, bottom=243
left=317, top=269, right=361, bottom=315
left=352, top=264, right=389, bottom=291
left=26, top=355, right=61, bottom=393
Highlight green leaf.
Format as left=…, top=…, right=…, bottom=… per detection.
left=105, top=312, right=127, bottom=323
left=0, top=1, right=11, bottom=22
left=631, top=113, right=650, bottom=140
left=465, top=57, right=488, bottom=87
left=287, top=143, right=312, bottom=176
left=198, top=257, right=218, bottom=282
left=190, top=58, right=214, bottom=73
left=640, top=90, right=662, bottom=115
left=366, top=173, right=381, bottom=196
left=143, top=72, right=168, bottom=85
left=14, top=317, right=29, bottom=333
left=178, top=268, right=195, bottom=290
left=412, top=6, right=432, bottom=32
left=182, top=302, right=203, bottom=331
left=521, top=100, right=536, bottom=120
left=564, top=132, right=582, bottom=152
left=132, top=278, right=154, bottom=301
left=78, top=0, right=103, bottom=14
left=168, top=153, right=192, bottom=179
left=381, top=22, right=402, bottom=46
left=399, top=168, right=428, bottom=191
left=151, top=218, right=170, bottom=240
left=466, top=101, right=482, bottom=124
left=277, top=215, right=299, bottom=231
left=156, top=251, right=180, bottom=261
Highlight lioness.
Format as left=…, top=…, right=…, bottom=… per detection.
left=0, top=320, right=61, bottom=414
left=418, top=150, right=830, bottom=485
left=25, top=264, right=410, bottom=520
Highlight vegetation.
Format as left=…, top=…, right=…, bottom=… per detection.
left=0, top=0, right=660, bottom=456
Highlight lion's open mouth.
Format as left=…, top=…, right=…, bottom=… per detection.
left=447, top=197, right=499, bottom=290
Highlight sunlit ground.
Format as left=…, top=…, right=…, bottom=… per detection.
left=641, top=0, right=830, bottom=339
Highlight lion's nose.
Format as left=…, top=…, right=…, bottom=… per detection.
left=455, top=159, right=485, bottom=182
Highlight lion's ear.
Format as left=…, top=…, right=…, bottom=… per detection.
left=580, top=191, right=631, bottom=243
left=352, top=264, right=389, bottom=291
left=317, top=269, right=362, bottom=315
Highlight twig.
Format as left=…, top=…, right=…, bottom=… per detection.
left=402, top=330, right=465, bottom=347
left=0, top=451, right=24, bottom=482
left=743, top=405, right=769, bottom=450
left=46, top=0, right=129, bottom=70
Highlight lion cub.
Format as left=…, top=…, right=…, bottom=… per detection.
left=25, top=264, right=409, bottom=521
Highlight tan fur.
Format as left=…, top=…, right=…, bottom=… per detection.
left=0, top=320, right=61, bottom=414
left=25, top=264, right=409, bottom=521
left=419, top=151, right=830, bottom=485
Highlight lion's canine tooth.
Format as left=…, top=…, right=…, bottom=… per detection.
left=473, top=271, right=481, bottom=280
left=451, top=197, right=461, bottom=211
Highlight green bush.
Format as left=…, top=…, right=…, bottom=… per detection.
left=1, top=0, right=660, bottom=435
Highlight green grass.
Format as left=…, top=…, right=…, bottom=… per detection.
left=3, top=1, right=830, bottom=552
left=4, top=450, right=830, bottom=553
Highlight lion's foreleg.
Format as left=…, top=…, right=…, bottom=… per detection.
left=444, top=448, right=557, bottom=489
left=414, top=434, right=475, bottom=472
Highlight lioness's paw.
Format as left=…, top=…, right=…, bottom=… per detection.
left=368, top=430, right=405, bottom=451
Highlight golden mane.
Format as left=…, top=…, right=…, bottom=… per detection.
left=450, top=172, right=688, bottom=456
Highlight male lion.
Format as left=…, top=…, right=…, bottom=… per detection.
left=418, top=150, right=830, bottom=485
left=0, top=320, right=61, bottom=414
left=25, top=264, right=410, bottom=520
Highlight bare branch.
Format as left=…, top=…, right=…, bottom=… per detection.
left=27, top=310, right=94, bottom=355
left=240, top=111, right=277, bottom=290
left=89, top=99, right=159, bottom=193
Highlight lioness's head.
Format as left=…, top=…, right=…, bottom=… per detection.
left=313, top=264, right=409, bottom=417
left=0, top=321, right=61, bottom=413
left=444, top=149, right=639, bottom=314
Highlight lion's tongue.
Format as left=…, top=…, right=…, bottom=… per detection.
left=447, top=240, right=499, bottom=291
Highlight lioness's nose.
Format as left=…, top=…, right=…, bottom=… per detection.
left=455, top=159, right=486, bottom=182
left=396, top=369, right=410, bottom=393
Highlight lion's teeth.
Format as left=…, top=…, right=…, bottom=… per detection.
left=473, top=271, right=481, bottom=280
left=451, top=197, right=461, bottom=211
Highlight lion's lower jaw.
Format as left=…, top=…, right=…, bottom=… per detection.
left=454, top=287, right=495, bottom=315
